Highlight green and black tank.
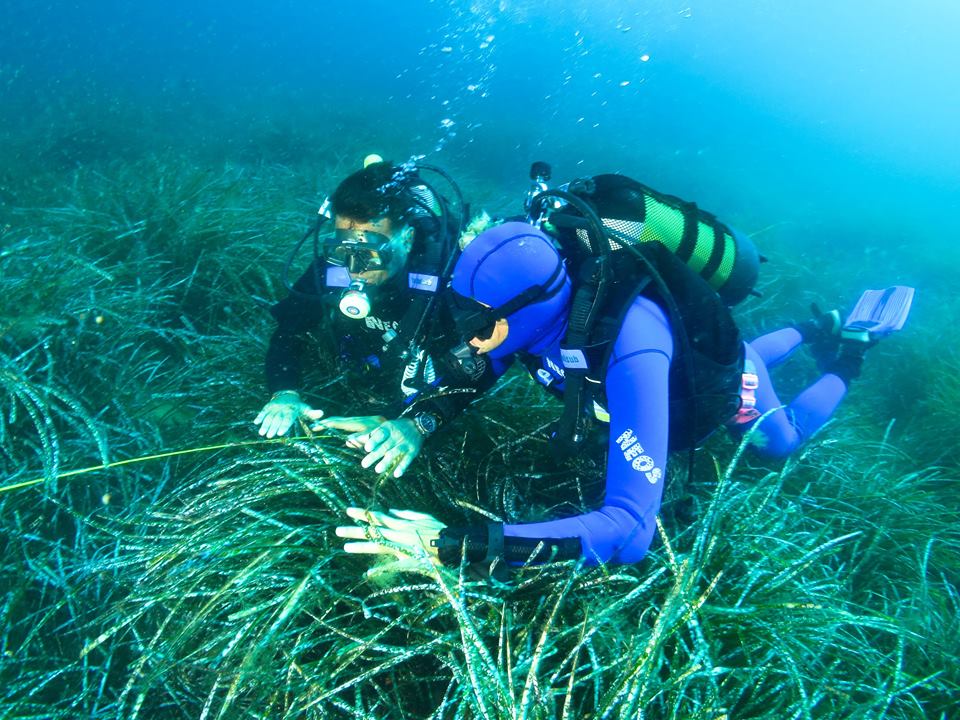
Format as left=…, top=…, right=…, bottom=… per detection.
left=546, top=173, right=761, bottom=305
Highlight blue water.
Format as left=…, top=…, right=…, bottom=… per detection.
left=4, top=0, right=957, bottom=287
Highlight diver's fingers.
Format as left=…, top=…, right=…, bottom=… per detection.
left=392, top=454, right=414, bottom=478
left=303, top=408, right=324, bottom=422
left=256, top=409, right=276, bottom=437
left=335, top=525, right=367, bottom=540
left=254, top=408, right=267, bottom=426
left=374, top=448, right=402, bottom=475
left=345, top=426, right=388, bottom=449
left=259, top=412, right=283, bottom=438
left=323, top=417, right=374, bottom=433
left=343, top=508, right=416, bottom=534
left=360, top=442, right=391, bottom=470
left=389, top=509, right=437, bottom=522
left=345, top=507, right=388, bottom=526
left=338, top=524, right=410, bottom=546
left=361, top=426, right=391, bottom=452
left=342, top=541, right=396, bottom=555
left=270, top=413, right=294, bottom=438
left=377, top=510, right=424, bottom=533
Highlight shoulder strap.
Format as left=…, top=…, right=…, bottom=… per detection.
left=383, top=191, right=462, bottom=367
left=552, top=255, right=615, bottom=456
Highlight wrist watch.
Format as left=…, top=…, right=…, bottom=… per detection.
left=412, top=411, right=440, bottom=436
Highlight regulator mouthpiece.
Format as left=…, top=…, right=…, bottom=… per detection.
left=339, top=279, right=372, bottom=319
left=447, top=341, right=488, bottom=382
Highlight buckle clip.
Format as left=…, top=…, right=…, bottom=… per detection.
left=732, top=368, right=761, bottom=424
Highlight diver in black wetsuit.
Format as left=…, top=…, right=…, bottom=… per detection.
left=254, top=158, right=492, bottom=478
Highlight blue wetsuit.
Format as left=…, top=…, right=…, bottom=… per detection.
left=735, top=328, right=848, bottom=458
left=500, top=302, right=849, bottom=565
left=500, top=294, right=674, bottom=565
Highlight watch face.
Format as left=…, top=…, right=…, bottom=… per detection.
left=416, top=413, right=438, bottom=434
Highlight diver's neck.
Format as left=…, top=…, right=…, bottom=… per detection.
left=527, top=315, right=568, bottom=357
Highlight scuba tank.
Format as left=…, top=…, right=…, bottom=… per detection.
left=534, top=169, right=762, bottom=306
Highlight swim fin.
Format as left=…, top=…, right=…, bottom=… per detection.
left=841, top=286, right=915, bottom=343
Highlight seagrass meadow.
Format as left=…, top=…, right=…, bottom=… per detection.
left=1, top=112, right=958, bottom=720
left=8, top=17, right=960, bottom=711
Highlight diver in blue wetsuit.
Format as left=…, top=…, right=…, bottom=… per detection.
left=335, top=222, right=914, bottom=570
left=443, top=222, right=700, bottom=565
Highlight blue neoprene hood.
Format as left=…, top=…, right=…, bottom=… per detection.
left=451, top=222, right=571, bottom=358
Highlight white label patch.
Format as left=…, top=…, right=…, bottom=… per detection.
left=615, top=428, right=663, bottom=484
left=544, top=356, right=565, bottom=379
left=560, top=348, right=588, bottom=369
left=592, top=400, right=610, bottom=423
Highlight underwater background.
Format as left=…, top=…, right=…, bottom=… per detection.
left=2, top=1, right=958, bottom=717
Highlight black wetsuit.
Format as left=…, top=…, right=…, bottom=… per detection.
left=265, top=257, right=492, bottom=425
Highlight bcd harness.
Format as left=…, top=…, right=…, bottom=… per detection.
left=525, top=177, right=751, bottom=457
left=524, top=243, right=746, bottom=455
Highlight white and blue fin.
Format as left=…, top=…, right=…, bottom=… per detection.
left=841, top=286, right=915, bottom=342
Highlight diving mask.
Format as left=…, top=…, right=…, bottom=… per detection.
left=324, top=228, right=395, bottom=274
left=449, top=291, right=499, bottom=342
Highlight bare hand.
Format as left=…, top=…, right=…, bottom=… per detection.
left=318, top=416, right=424, bottom=477
left=254, top=391, right=321, bottom=438
left=336, top=507, right=445, bottom=560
